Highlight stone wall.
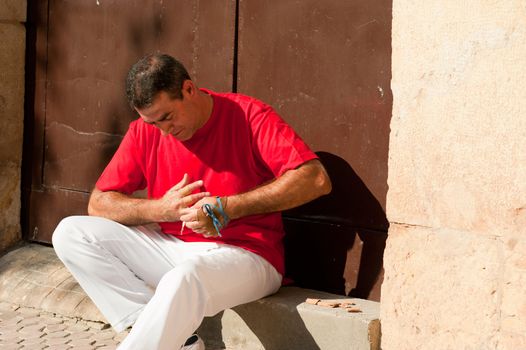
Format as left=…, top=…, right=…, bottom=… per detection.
left=0, top=0, right=26, bottom=251
left=382, top=1, right=526, bottom=349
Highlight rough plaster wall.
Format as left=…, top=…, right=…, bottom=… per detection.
left=382, top=1, right=526, bottom=349
left=0, top=0, right=26, bottom=251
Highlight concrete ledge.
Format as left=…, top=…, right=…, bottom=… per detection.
left=198, top=287, right=380, bottom=350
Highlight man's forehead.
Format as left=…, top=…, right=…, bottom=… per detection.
left=136, top=91, right=181, bottom=121
left=137, top=104, right=164, bottom=122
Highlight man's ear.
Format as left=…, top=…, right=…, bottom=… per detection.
left=182, top=80, right=195, bottom=97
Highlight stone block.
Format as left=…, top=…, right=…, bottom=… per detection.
left=497, top=331, right=526, bottom=349
left=0, top=21, right=25, bottom=252
left=5, top=277, right=54, bottom=307
left=0, top=162, right=22, bottom=251
left=73, top=296, right=106, bottom=323
left=0, top=267, right=27, bottom=296
left=501, top=234, right=526, bottom=335
left=388, top=0, right=526, bottom=235
left=1, top=243, right=42, bottom=262
left=0, top=0, right=26, bottom=22
left=0, top=245, right=106, bottom=323
left=45, top=266, right=75, bottom=289
left=0, top=22, right=25, bottom=164
left=39, top=287, right=86, bottom=317
left=386, top=4, right=526, bottom=348
left=0, top=244, right=41, bottom=286
left=199, top=286, right=380, bottom=350
left=380, top=224, right=502, bottom=349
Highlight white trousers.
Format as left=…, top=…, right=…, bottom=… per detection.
left=52, top=216, right=282, bottom=350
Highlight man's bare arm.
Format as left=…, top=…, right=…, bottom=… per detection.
left=227, top=159, right=331, bottom=219
left=180, top=159, right=331, bottom=235
left=88, top=174, right=210, bottom=226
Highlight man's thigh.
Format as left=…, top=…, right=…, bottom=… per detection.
left=54, top=216, right=185, bottom=288
left=160, top=244, right=282, bottom=316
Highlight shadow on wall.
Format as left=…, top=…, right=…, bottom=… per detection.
left=283, top=152, right=388, bottom=300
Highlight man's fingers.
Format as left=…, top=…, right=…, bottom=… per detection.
left=179, top=208, right=196, bottom=222
left=203, top=231, right=219, bottom=238
left=185, top=221, right=203, bottom=230
left=185, top=222, right=216, bottom=237
left=180, top=204, right=208, bottom=222
left=180, top=192, right=209, bottom=207
left=181, top=209, right=217, bottom=237
left=178, top=180, right=204, bottom=196
left=167, top=179, right=204, bottom=199
left=171, top=173, right=189, bottom=191
left=185, top=221, right=206, bottom=233
left=191, top=198, right=206, bottom=209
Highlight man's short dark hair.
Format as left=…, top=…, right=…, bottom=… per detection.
left=126, top=54, right=191, bottom=109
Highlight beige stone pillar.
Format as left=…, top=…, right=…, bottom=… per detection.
left=382, top=1, right=526, bottom=349
left=0, top=0, right=26, bottom=251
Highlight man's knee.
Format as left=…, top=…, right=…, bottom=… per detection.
left=52, top=215, right=90, bottom=257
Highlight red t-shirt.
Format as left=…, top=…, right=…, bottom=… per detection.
left=95, top=90, right=317, bottom=275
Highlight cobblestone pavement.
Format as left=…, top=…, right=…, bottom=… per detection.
left=0, top=302, right=129, bottom=350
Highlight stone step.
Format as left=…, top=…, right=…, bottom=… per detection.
left=198, top=287, right=380, bottom=350
left=0, top=244, right=381, bottom=349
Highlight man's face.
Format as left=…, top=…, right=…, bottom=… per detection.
left=136, top=89, right=200, bottom=141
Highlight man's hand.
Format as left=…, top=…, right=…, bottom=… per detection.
left=179, top=196, right=227, bottom=238
left=156, top=174, right=210, bottom=222
left=88, top=173, right=209, bottom=226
